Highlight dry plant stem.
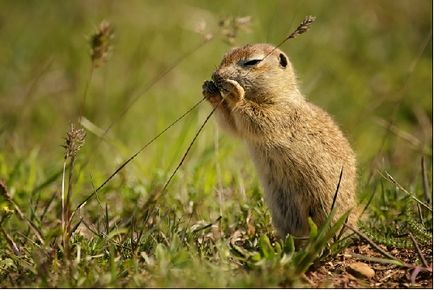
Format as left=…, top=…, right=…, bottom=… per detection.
left=81, top=218, right=101, bottom=237
left=416, top=203, right=424, bottom=223
left=358, top=181, right=378, bottom=221
left=61, top=160, right=67, bottom=241
left=192, top=216, right=222, bottom=233
left=72, top=97, right=206, bottom=216
left=329, top=166, right=345, bottom=242
left=61, top=124, right=85, bottom=257
left=345, top=224, right=402, bottom=262
left=421, top=156, right=431, bottom=204
left=0, top=225, right=21, bottom=255
left=0, top=180, right=45, bottom=245
left=79, top=64, right=95, bottom=119
left=63, top=155, right=77, bottom=256
left=375, top=118, right=422, bottom=148
left=70, top=39, right=212, bottom=196
left=330, top=166, right=343, bottom=212
left=349, top=253, right=406, bottom=267
left=335, top=216, right=350, bottom=241
left=105, top=203, right=109, bottom=235
left=261, top=15, right=316, bottom=62
left=72, top=40, right=213, bottom=215
left=98, top=38, right=212, bottom=143
left=40, top=191, right=57, bottom=223
left=408, top=232, right=429, bottom=268
left=241, top=15, right=315, bottom=80
left=380, top=170, right=432, bottom=211
left=70, top=218, right=82, bottom=235
left=65, top=156, right=76, bottom=226
left=142, top=98, right=224, bottom=209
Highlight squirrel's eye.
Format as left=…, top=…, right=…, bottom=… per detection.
left=243, top=59, right=262, bottom=66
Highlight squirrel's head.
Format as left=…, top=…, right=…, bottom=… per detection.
left=212, top=43, right=301, bottom=103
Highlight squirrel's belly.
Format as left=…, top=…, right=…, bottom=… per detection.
left=247, top=143, right=322, bottom=236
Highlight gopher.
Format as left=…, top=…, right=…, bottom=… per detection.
left=202, top=43, right=357, bottom=237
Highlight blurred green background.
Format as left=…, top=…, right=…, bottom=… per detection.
left=0, top=1, right=431, bottom=287
left=0, top=0, right=431, bottom=201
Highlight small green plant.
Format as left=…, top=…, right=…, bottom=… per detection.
left=228, top=208, right=351, bottom=287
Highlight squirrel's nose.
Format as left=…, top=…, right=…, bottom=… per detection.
left=211, top=71, right=223, bottom=83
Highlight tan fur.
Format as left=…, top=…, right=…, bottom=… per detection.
left=202, top=43, right=358, bottom=238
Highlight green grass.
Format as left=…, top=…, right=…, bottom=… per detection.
left=0, top=0, right=432, bottom=287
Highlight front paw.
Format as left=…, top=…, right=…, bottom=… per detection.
left=217, top=79, right=245, bottom=104
left=202, top=80, right=223, bottom=105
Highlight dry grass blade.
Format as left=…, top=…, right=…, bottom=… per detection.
left=261, top=15, right=316, bottom=63
left=330, top=166, right=344, bottom=212
left=81, top=20, right=114, bottom=118
left=375, top=118, right=420, bottom=147
left=379, top=170, right=432, bottom=211
left=345, top=224, right=401, bottom=262
left=0, top=225, right=21, bottom=255
left=142, top=98, right=224, bottom=209
left=421, top=157, right=431, bottom=205
left=77, top=25, right=212, bottom=185
left=62, top=124, right=86, bottom=229
left=72, top=97, right=206, bottom=215
left=348, top=253, right=406, bottom=267
left=358, top=182, right=378, bottom=220
left=96, top=38, right=211, bottom=144
left=40, top=191, right=57, bottom=223
left=61, top=124, right=86, bottom=257
left=408, top=232, right=429, bottom=268
left=192, top=215, right=222, bottom=234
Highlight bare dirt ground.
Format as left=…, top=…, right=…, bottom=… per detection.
left=306, top=240, right=433, bottom=288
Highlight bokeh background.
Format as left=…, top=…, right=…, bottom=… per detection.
left=0, top=0, right=431, bottom=220
left=0, top=0, right=431, bottom=287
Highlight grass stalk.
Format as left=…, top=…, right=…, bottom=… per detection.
left=330, top=166, right=343, bottom=213
left=345, top=224, right=401, bottom=262
left=0, top=225, right=21, bottom=255
left=421, top=156, right=431, bottom=205
left=72, top=97, right=206, bottom=216
left=61, top=124, right=85, bottom=257
left=141, top=98, right=224, bottom=210
left=408, top=232, right=429, bottom=268
left=380, top=171, right=432, bottom=211
left=261, top=15, right=316, bottom=61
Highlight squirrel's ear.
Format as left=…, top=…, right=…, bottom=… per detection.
left=279, top=53, right=288, bottom=68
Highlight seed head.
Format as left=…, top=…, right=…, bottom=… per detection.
left=287, top=15, right=316, bottom=40
left=219, top=16, right=252, bottom=45
left=194, top=19, right=213, bottom=42
left=90, top=20, right=114, bottom=67
left=63, top=124, right=86, bottom=160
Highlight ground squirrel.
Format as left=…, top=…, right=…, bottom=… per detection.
left=202, top=43, right=358, bottom=238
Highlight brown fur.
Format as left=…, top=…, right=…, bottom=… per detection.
left=202, top=43, right=358, bottom=238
